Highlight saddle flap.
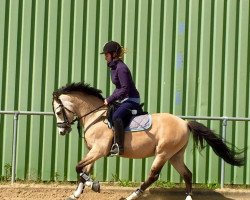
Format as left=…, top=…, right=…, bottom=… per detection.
left=125, top=114, right=152, bottom=132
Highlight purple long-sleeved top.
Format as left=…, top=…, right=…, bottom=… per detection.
left=106, top=60, right=140, bottom=103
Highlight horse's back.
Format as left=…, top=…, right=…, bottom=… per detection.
left=150, top=112, right=187, bottom=129
left=151, top=112, right=189, bottom=143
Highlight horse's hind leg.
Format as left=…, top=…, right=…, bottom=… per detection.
left=125, top=154, right=167, bottom=200
left=169, top=145, right=192, bottom=200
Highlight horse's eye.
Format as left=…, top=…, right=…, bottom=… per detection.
left=56, top=111, right=62, bottom=116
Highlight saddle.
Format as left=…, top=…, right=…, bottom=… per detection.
left=124, top=114, right=152, bottom=132
left=107, top=102, right=152, bottom=132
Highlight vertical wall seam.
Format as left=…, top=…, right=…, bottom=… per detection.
left=68, top=0, right=75, bottom=84
left=121, top=0, right=126, bottom=46
left=15, top=0, right=23, bottom=110
left=1, top=0, right=9, bottom=112
left=54, top=0, right=62, bottom=97
left=247, top=1, right=250, bottom=119
left=232, top=0, right=240, bottom=181
left=132, top=0, right=139, bottom=80
left=221, top=0, right=228, bottom=118
left=244, top=1, right=250, bottom=183
left=194, top=0, right=202, bottom=117
left=25, top=0, right=36, bottom=179
left=39, top=0, right=49, bottom=180
left=144, top=0, right=152, bottom=112
left=157, top=0, right=165, bottom=113
left=93, top=0, right=100, bottom=88
left=0, top=0, right=10, bottom=175
left=170, top=0, right=177, bottom=114
left=183, top=0, right=190, bottom=115
left=233, top=0, right=240, bottom=118
left=106, top=0, right=114, bottom=97
left=208, top=0, right=215, bottom=117
left=80, top=0, right=88, bottom=81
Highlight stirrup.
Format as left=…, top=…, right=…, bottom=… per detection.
left=110, top=143, right=123, bottom=157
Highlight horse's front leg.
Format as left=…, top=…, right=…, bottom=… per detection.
left=68, top=163, right=96, bottom=199
left=67, top=147, right=104, bottom=200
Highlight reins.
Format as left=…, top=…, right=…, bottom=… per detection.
left=81, top=110, right=107, bottom=136
left=74, top=105, right=106, bottom=137
left=73, top=104, right=106, bottom=123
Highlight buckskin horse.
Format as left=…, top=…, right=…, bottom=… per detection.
left=52, top=82, right=245, bottom=200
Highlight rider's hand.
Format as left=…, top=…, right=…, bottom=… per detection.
left=104, top=99, right=108, bottom=105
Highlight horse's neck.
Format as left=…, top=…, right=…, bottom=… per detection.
left=75, top=93, right=105, bottom=124
left=84, top=109, right=107, bottom=129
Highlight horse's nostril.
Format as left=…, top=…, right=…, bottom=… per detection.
left=59, top=131, right=64, bottom=135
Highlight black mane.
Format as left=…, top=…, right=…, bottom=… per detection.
left=53, top=82, right=104, bottom=100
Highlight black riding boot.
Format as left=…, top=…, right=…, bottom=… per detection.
left=110, top=118, right=124, bottom=156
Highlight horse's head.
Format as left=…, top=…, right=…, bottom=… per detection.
left=52, top=82, right=106, bottom=135
left=52, top=94, right=76, bottom=135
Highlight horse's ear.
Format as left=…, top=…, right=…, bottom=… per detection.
left=53, top=92, right=59, bottom=100
left=52, top=93, right=59, bottom=113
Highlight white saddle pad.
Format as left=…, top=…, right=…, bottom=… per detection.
left=125, top=114, right=152, bottom=132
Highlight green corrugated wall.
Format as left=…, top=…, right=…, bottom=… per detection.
left=0, top=0, right=249, bottom=184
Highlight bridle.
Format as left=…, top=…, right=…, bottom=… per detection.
left=54, top=98, right=77, bottom=129
left=54, top=97, right=106, bottom=135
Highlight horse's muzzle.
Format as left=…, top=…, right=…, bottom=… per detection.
left=57, top=122, right=72, bottom=135
left=59, top=127, right=72, bottom=135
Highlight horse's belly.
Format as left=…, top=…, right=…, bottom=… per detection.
left=122, top=131, right=156, bottom=159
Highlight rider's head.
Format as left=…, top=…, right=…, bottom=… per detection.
left=100, top=41, right=125, bottom=63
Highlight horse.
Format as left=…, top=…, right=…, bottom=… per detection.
left=52, top=82, right=245, bottom=200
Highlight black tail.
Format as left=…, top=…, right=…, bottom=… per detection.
left=187, top=121, right=245, bottom=166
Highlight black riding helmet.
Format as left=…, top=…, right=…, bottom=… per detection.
left=100, top=41, right=121, bottom=54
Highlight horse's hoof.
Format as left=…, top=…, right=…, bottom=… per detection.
left=91, top=181, right=100, bottom=193
left=66, top=195, right=78, bottom=200
left=125, top=188, right=143, bottom=200
left=185, top=195, right=192, bottom=200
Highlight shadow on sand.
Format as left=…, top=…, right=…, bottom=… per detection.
left=139, top=188, right=234, bottom=200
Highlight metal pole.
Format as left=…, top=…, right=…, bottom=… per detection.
left=221, top=117, right=228, bottom=189
left=11, top=112, right=19, bottom=184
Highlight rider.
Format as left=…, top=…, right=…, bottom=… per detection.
left=100, top=41, right=141, bottom=156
